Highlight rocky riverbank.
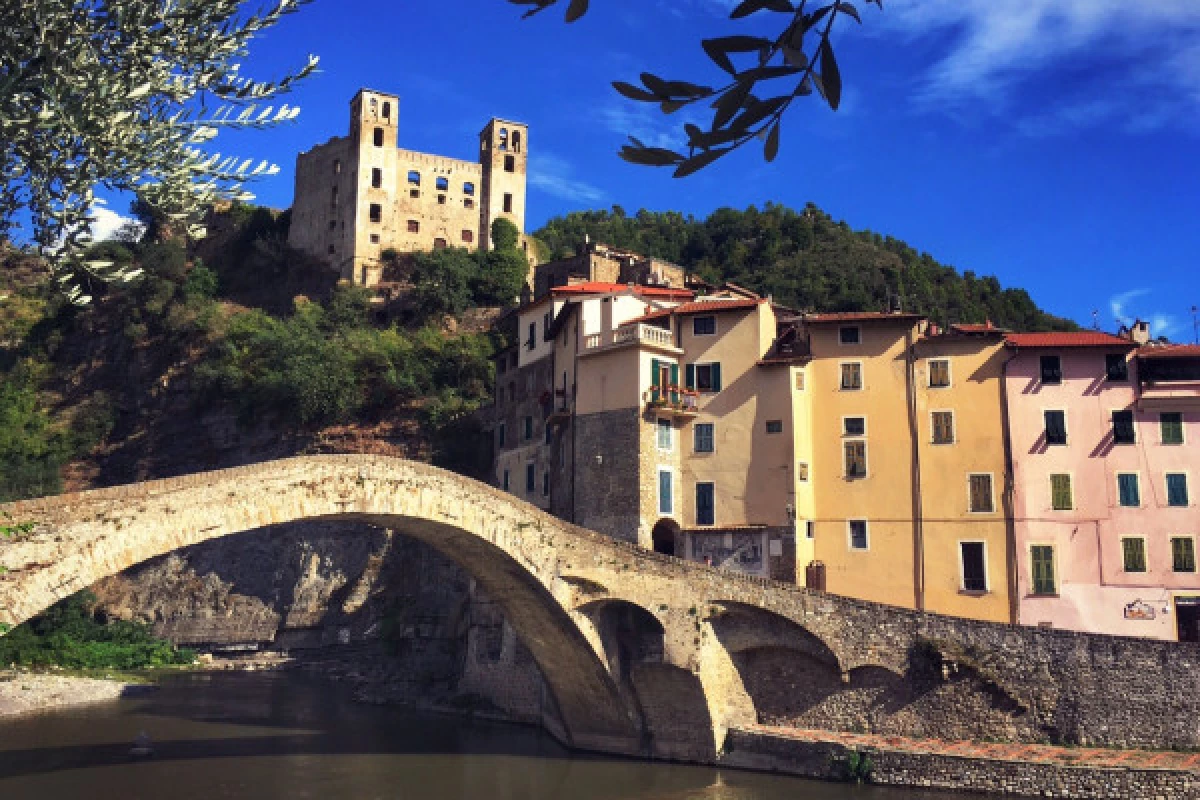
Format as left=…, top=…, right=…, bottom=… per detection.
left=0, top=670, right=144, bottom=718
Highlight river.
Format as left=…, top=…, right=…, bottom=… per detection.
left=0, top=671, right=993, bottom=799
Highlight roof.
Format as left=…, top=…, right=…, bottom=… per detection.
left=948, top=322, right=1008, bottom=335
left=1138, top=343, right=1200, bottom=359
left=1004, top=332, right=1136, bottom=349
left=757, top=325, right=811, bottom=366
left=623, top=297, right=766, bottom=326
left=803, top=311, right=925, bottom=324
left=551, top=282, right=693, bottom=300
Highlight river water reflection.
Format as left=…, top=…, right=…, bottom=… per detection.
left=0, top=672, right=994, bottom=800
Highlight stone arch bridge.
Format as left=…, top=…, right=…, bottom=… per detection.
left=2, top=456, right=1197, bottom=759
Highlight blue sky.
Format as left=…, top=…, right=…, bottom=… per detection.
left=97, top=1, right=1200, bottom=339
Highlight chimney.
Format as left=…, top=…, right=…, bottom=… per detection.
left=1129, top=319, right=1151, bottom=345
left=985, top=318, right=993, bottom=330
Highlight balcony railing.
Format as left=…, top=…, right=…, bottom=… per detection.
left=582, top=324, right=678, bottom=353
left=646, top=385, right=699, bottom=416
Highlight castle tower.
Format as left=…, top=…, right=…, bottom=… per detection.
left=479, top=118, right=528, bottom=250
left=346, top=89, right=399, bottom=285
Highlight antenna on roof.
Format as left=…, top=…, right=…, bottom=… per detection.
left=1091, top=310, right=1099, bottom=331
left=1192, top=305, right=1198, bottom=345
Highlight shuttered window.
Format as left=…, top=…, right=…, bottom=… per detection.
left=1117, top=473, right=1140, bottom=507
left=969, top=474, right=994, bottom=513
left=1112, top=410, right=1136, bottom=444
left=844, top=441, right=867, bottom=478
left=932, top=411, right=955, bottom=444
left=525, top=463, right=535, bottom=493
left=928, top=359, right=951, bottom=388
left=1050, top=474, right=1073, bottom=510
left=1121, top=538, right=1147, bottom=573
left=1040, top=355, right=1062, bottom=384
left=694, top=423, right=715, bottom=453
left=1167, top=474, right=1189, bottom=507
left=658, top=469, right=673, bottom=515
left=1044, top=410, right=1067, bottom=445
left=840, top=362, right=863, bottom=390
left=656, top=418, right=672, bottom=451
left=1161, top=413, right=1184, bottom=445
left=686, top=362, right=722, bottom=393
left=1105, top=353, right=1128, bottom=381
left=848, top=520, right=868, bottom=550
left=960, top=542, right=987, bottom=591
left=1031, top=545, right=1057, bottom=595
left=844, top=417, right=866, bottom=436
left=1172, top=538, right=1196, bottom=573
left=696, top=483, right=715, bottom=526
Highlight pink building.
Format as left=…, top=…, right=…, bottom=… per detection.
left=1005, top=331, right=1200, bottom=641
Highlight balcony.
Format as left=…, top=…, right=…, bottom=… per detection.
left=581, top=323, right=681, bottom=356
left=547, top=389, right=572, bottom=425
left=646, top=386, right=699, bottom=418
left=1137, top=354, right=1200, bottom=410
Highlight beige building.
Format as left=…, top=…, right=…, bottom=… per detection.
left=289, top=89, right=529, bottom=286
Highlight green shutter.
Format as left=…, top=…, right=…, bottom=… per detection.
left=651, top=358, right=661, bottom=402
left=685, top=364, right=696, bottom=390
left=670, top=363, right=680, bottom=403
left=1051, top=474, right=1072, bottom=510
left=1032, top=546, right=1056, bottom=594
left=711, top=363, right=722, bottom=392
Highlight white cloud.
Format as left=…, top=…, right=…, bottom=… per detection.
left=89, top=199, right=143, bottom=242
left=878, top=1, right=1200, bottom=131
left=1109, top=288, right=1184, bottom=341
left=528, top=153, right=607, bottom=205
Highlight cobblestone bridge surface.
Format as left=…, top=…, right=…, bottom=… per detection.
left=1, top=455, right=1198, bottom=770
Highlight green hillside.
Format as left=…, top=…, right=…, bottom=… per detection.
left=535, top=203, right=1078, bottom=332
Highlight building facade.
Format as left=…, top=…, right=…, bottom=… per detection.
left=289, top=89, right=528, bottom=287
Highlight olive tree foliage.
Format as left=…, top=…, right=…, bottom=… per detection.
left=509, top=0, right=881, bottom=176
left=0, top=0, right=319, bottom=303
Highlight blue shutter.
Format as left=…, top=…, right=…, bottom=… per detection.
left=1118, top=474, right=1139, bottom=507
left=659, top=470, right=672, bottom=514
left=1168, top=474, right=1189, bottom=507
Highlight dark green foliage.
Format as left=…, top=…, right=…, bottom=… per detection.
left=0, top=591, right=193, bottom=669
left=536, top=204, right=1077, bottom=331
left=409, top=223, right=528, bottom=319
left=491, top=217, right=520, bottom=251
left=182, top=262, right=219, bottom=300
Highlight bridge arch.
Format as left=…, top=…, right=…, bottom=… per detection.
left=0, top=456, right=645, bottom=754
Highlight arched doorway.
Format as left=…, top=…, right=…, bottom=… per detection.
left=651, top=518, right=681, bottom=557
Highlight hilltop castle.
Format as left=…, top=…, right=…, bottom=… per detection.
left=289, top=89, right=529, bottom=287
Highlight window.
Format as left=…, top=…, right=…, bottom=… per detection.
left=848, top=520, right=869, bottom=550
left=502, top=469, right=510, bottom=492
left=527, top=322, right=536, bottom=350
left=1172, top=538, right=1196, bottom=573
left=658, top=469, right=673, bottom=515
left=657, top=418, right=672, bottom=451
left=1112, top=410, right=1136, bottom=444
left=542, top=471, right=550, bottom=497
left=525, top=463, right=535, bottom=494
left=1161, top=412, right=1184, bottom=445
left=794, top=371, right=805, bottom=390
left=498, top=127, right=509, bottom=150
left=328, top=244, right=335, bottom=255
left=410, top=189, right=420, bottom=199
left=382, top=101, right=391, bottom=120
left=932, top=411, right=955, bottom=444
left=464, top=182, right=475, bottom=195
left=503, top=193, right=513, bottom=213
left=1117, top=473, right=1140, bottom=507
left=543, top=313, right=551, bottom=340
left=928, top=359, right=951, bottom=388
left=844, top=441, right=867, bottom=478
left=696, top=483, right=715, bottom=526
left=436, top=176, right=449, bottom=191
left=462, top=229, right=474, bottom=243
left=371, top=168, right=382, bottom=188
left=407, top=220, right=419, bottom=234
left=960, top=542, right=987, bottom=592
left=969, top=474, right=994, bottom=513
left=693, top=316, right=716, bottom=336
left=1106, top=353, right=1128, bottom=381
left=694, top=423, right=714, bottom=453
left=504, top=154, right=515, bottom=172
left=512, top=130, right=522, bottom=153
left=839, top=326, right=861, bottom=345
left=333, top=159, right=342, bottom=175
left=369, top=234, right=380, bottom=244
left=686, top=362, right=723, bottom=393
left=433, top=237, right=447, bottom=249
left=524, top=415, right=533, bottom=441
left=1050, top=473, right=1073, bottom=510
left=1040, top=355, right=1062, bottom=384
left=843, top=417, right=866, bottom=436
left=840, top=362, right=863, bottom=390
left=464, top=198, right=475, bottom=209
left=369, top=204, right=382, bottom=223
left=1044, top=410, right=1067, bottom=445
left=797, top=462, right=810, bottom=481
left=1167, top=473, right=1189, bottom=507
left=328, top=220, right=337, bottom=230
left=331, top=185, right=339, bottom=208
left=408, top=171, right=421, bottom=185
left=373, top=127, right=383, bottom=147
left=1031, top=545, right=1057, bottom=595
left=544, top=423, right=553, bottom=445
left=1122, top=538, right=1147, bottom=573
left=765, top=420, right=783, bottom=434
left=437, top=194, right=446, bottom=205
left=497, top=423, right=506, bottom=449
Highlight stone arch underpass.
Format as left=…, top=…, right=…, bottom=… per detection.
left=3, top=455, right=1199, bottom=758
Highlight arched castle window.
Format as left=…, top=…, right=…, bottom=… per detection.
left=512, top=130, right=522, bottom=153
left=463, top=182, right=475, bottom=195
left=369, top=97, right=377, bottom=114
left=434, top=237, right=448, bottom=249
left=330, top=185, right=338, bottom=208
left=498, top=127, right=509, bottom=151
left=504, top=155, right=515, bottom=173
left=371, top=168, right=382, bottom=188
left=333, top=159, right=341, bottom=174
left=503, top=193, right=513, bottom=213
left=408, top=170, right=421, bottom=185
left=436, top=176, right=449, bottom=191
left=407, top=220, right=420, bottom=233
left=373, top=127, right=383, bottom=147
left=462, top=229, right=474, bottom=243
left=369, top=203, right=382, bottom=223
left=382, top=101, right=391, bottom=120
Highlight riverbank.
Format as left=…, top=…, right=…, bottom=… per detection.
left=0, top=670, right=145, bottom=719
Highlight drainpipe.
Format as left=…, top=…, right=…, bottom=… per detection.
left=905, top=329, right=925, bottom=612
left=999, top=347, right=1020, bottom=626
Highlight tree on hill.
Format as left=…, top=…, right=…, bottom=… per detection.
left=409, top=217, right=530, bottom=320
left=535, top=204, right=1078, bottom=332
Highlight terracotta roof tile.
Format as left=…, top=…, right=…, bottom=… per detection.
left=623, top=297, right=765, bottom=325
left=1004, top=332, right=1135, bottom=349
left=1137, top=343, right=1200, bottom=359
left=803, top=311, right=925, bottom=323
left=551, top=282, right=692, bottom=299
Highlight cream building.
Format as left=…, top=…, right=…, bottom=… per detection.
left=289, top=89, right=529, bottom=287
